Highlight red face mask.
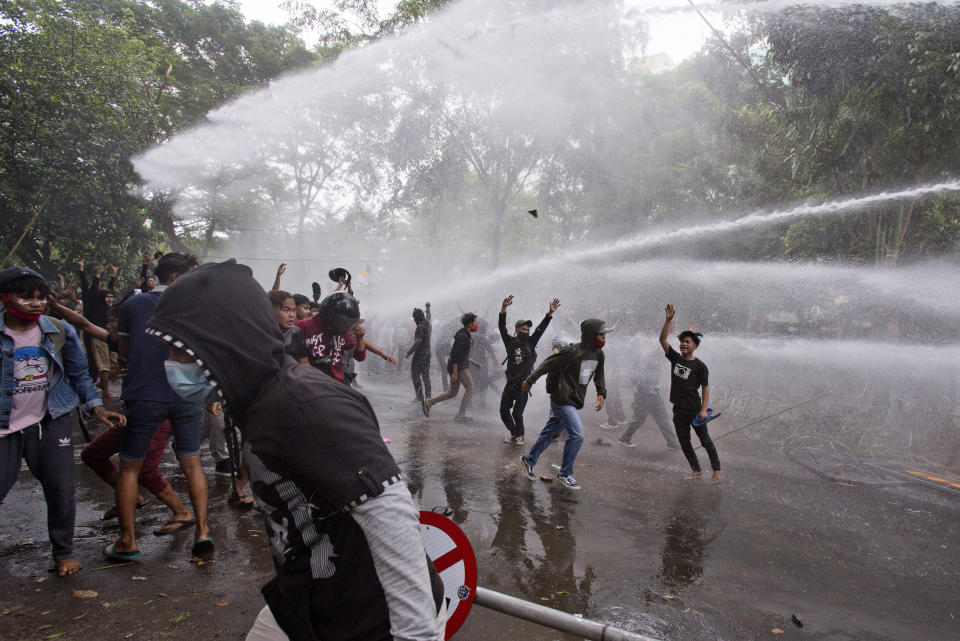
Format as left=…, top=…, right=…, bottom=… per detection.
left=1, top=293, right=42, bottom=322
left=593, top=336, right=606, bottom=349
left=470, top=322, right=479, bottom=333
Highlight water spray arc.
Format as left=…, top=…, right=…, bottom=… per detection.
left=401, top=178, right=960, bottom=313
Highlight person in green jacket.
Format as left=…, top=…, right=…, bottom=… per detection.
left=518, top=319, right=609, bottom=490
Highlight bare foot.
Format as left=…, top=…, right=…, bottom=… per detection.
left=57, top=558, right=82, bottom=576
left=710, top=470, right=723, bottom=484
left=684, top=471, right=703, bottom=480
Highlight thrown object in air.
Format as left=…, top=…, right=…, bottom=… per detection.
left=527, top=209, right=538, bottom=218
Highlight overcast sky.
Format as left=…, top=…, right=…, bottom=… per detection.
left=235, top=0, right=713, bottom=63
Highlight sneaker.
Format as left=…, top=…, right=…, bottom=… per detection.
left=617, top=439, right=635, bottom=448
left=598, top=422, right=620, bottom=430
left=556, top=474, right=582, bottom=490
left=214, top=459, right=232, bottom=475
left=454, top=415, right=472, bottom=422
left=503, top=435, right=515, bottom=443
left=519, top=456, right=536, bottom=480
left=421, top=398, right=430, bottom=417
left=514, top=436, right=524, bottom=445
left=412, top=398, right=423, bottom=403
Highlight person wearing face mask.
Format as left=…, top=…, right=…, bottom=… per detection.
left=0, top=267, right=126, bottom=576
left=422, top=312, right=483, bottom=420
left=498, top=295, right=559, bottom=445
left=105, top=252, right=212, bottom=562
left=519, top=318, right=609, bottom=490
left=147, top=260, right=445, bottom=641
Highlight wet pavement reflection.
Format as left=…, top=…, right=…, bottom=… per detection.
left=1, top=378, right=959, bottom=640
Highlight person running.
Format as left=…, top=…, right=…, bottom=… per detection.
left=405, top=303, right=432, bottom=403
left=0, top=267, right=126, bottom=576
left=423, top=313, right=482, bottom=420
left=146, top=260, right=444, bottom=641
left=617, top=340, right=680, bottom=450
left=660, top=304, right=721, bottom=483
left=519, top=319, right=609, bottom=490
left=498, top=295, right=559, bottom=445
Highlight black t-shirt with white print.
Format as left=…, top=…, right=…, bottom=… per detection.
left=666, top=346, right=708, bottom=411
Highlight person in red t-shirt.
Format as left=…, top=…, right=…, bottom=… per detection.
left=295, top=292, right=366, bottom=383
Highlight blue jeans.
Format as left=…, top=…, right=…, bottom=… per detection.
left=523, top=401, right=584, bottom=477
left=119, top=400, right=203, bottom=461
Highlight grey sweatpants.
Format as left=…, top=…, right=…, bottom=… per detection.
left=0, top=413, right=76, bottom=561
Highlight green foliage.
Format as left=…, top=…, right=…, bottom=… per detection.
left=752, top=3, right=960, bottom=264
left=0, top=0, right=316, bottom=280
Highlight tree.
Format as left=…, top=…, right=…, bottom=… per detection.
left=753, top=4, right=960, bottom=265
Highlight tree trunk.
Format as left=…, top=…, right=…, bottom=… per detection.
left=148, top=196, right=191, bottom=255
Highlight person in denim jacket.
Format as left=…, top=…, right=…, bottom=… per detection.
left=0, top=267, right=125, bottom=576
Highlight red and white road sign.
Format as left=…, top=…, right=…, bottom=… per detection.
left=419, top=511, right=477, bottom=639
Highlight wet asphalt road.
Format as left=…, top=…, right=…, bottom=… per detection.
left=1, top=376, right=959, bottom=641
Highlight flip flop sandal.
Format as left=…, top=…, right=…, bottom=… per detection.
left=103, top=542, right=140, bottom=562
left=191, top=538, right=215, bottom=555
left=153, top=518, right=196, bottom=536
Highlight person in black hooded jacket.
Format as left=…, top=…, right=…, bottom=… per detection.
left=146, top=260, right=442, bottom=641
left=404, top=303, right=432, bottom=403
left=519, top=318, right=609, bottom=491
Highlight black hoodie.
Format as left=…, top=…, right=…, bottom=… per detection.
left=147, top=261, right=431, bottom=641
left=525, top=319, right=606, bottom=409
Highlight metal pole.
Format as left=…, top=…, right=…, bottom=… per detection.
left=473, top=587, right=663, bottom=641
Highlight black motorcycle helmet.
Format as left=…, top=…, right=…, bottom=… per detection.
left=318, top=292, right=361, bottom=334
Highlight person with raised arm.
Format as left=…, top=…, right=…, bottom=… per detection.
left=405, top=302, right=432, bottom=403
left=498, top=295, right=559, bottom=445
left=659, top=304, right=721, bottom=483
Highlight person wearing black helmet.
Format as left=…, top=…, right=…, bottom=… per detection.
left=295, top=291, right=366, bottom=384
left=519, top=318, right=609, bottom=490
left=422, top=312, right=482, bottom=420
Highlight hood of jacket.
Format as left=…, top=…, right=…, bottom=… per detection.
left=579, top=318, right=608, bottom=346
left=146, top=260, right=285, bottom=415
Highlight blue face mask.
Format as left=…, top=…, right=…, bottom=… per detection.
left=164, top=361, right=219, bottom=405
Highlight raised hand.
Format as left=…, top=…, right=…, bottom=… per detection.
left=665, top=304, right=675, bottom=322
left=548, top=298, right=560, bottom=315
left=108, top=265, right=118, bottom=277
left=94, top=264, right=104, bottom=277
left=76, top=260, right=84, bottom=272
left=501, top=295, right=514, bottom=313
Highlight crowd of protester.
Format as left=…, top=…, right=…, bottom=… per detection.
left=0, top=252, right=720, bottom=641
